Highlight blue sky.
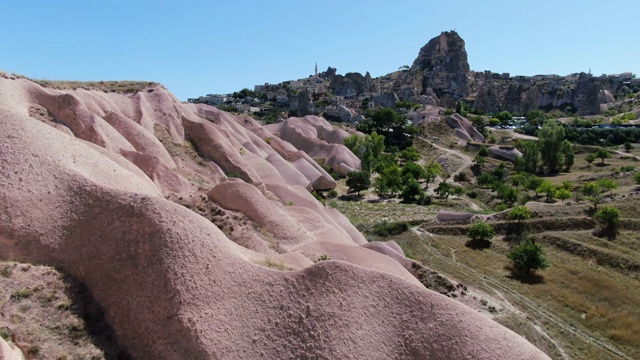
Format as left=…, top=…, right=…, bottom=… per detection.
left=2, top=1, right=638, bottom=100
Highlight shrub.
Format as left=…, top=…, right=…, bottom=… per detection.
left=594, top=206, right=621, bottom=240
left=507, top=238, right=549, bottom=274
left=634, top=172, right=640, bottom=185
left=346, top=171, right=371, bottom=195
left=619, top=165, right=635, bottom=172
left=508, top=206, right=531, bottom=223
left=327, top=189, right=338, bottom=199
left=371, top=221, right=409, bottom=237
left=467, top=221, right=495, bottom=245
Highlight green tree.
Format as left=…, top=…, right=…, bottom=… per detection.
left=400, top=146, right=420, bottom=162
left=467, top=221, right=495, bottom=246
left=495, top=111, right=513, bottom=123
left=526, top=110, right=546, bottom=126
left=634, top=172, right=640, bottom=185
left=423, top=161, right=442, bottom=190
left=560, top=180, right=575, bottom=191
left=377, top=164, right=403, bottom=196
left=478, top=146, right=490, bottom=157
left=537, top=120, right=565, bottom=173
left=519, top=141, right=539, bottom=174
left=434, top=181, right=452, bottom=201
left=597, top=179, right=618, bottom=196
left=581, top=182, right=603, bottom=210
left=401, top=178, right=425, bottom=203
left=536, top=180, right=556, bottom=202
left=561, top=140, right=575, bottom=172
left=508, top=206, right=531, bottom=223
left=510, top=173, right=529, bottom=190
left=344, top=132, right=385, bottom=172
left=555, top=188, right=572, bottom=203
left=526, top=177, right=544, bottom=196
left=585, top=153, right=596, bottom=167
left=507, top=238, right=549, bottom=274
left=474, top=155, right=486, bottom=168
left=401, top=162, right=426, bottom=182
left=624, top=141, right=633, bottom=152
left=346, top=171, right=371, bottom=195
left=594, top=148, right=611, bottom=165
left=498, top=185, right=519, bottom=205
left=594, top=206, right=621, bottom=239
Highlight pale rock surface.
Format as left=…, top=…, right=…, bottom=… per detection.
left=265, top=115, right=361, bottom=176
left=0, top=76, right=550, bottom=359
left=446, top=113, right=485, bottom=142
left=489, top=145, right=523, bottom=162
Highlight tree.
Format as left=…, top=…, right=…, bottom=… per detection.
left=526, top=177, right=544, bottom=196
left=536, top=180, right=556, bottom=202
left=423, top=161, right=442, bottom=189
left=594, top=206, right=621, bottom=239
left=508, top=206, right=531, bottom=223
left=434, top=181, right=452, bottom=201
left=401, top=161, right=425, bottom=182
left=467, top=221, right=495, bottom=246
left=537, top=120, right=566, bottom=173
left=400, top=146, right=420, bottom=162
left=597, top=179, right=618, bottom=196
left=474, top=155, right=486, bottom=168
left=555, top=188, right=571, bottom=203
left=581, top=182, right=603, bottom=210
left=585, top=153, right=596, bottom=167
left=594, top=148, right=611, bottom=165
left=560, top=180, right=575, bottom=191
left=634, top=172, right=640, bottom=185
left=498, top=185, right=519, bottom=205
left=519, top=141, right=539, bottom=174
left=377, top=164, right=403, bottom=196
left=510, top=173, right=529, bottom=190
left=561, top=140, right=575, bottom=172
left=401, top=178, right=425, bottom=203
left=507, top=238, right=549, bottom=274
left=624, top=141, right=633, bottom=152
left=344, top=132, right=385, bottom=172
left=478, top=146, right=490, bottom=157
left=495, top=111, right=513, bottom=123
left=526, top=110, right=546, bottom=126
left=346, top=171, right=371, bottom=195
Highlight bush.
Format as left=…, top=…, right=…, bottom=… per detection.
left=634, top=172, right=640, bottom=185
left=507, top=238, right=549, bottom=274
left=508, top=206, right=531, bottom=222
left=371, top=221, right=409, bottom=237
left=467, top=221, right=495, bottom=245
left=346, top=171, right=371, bottom=195
left=594, top=206, right=621, bottom=240
left=327, top=189, right=338, bottom=199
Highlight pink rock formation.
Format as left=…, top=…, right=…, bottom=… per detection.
left=0, top=76, right=549, bottom=359
left=445, top=113, right=485, bottom=142
left=265, top=116, right=361, bottom=175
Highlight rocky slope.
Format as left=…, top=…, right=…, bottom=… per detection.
left=0, top=74, right=549, bottom=359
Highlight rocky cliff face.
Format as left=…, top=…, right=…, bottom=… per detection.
left=328, top=71, right=377, bottom=97
left=410, top=31, right=471, bottom=101
left=472, top=72, right=616, bottom=115
left=0, top=76, right=550, bottom=359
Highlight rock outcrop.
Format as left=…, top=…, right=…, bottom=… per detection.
left=410, top=31, right=471, bottom=101
left=328, top=71, right=377, bottom=97
left=265, top=115, right=361, bottom=177
left=0, top=76, right=550, bottom=359
left=446, top=113, right=485, bottom=142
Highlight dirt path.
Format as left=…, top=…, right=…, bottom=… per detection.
left=420, top=136, right=472, bottom=183
left=412, top=227, right=632, bottom=360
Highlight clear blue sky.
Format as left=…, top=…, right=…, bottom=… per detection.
left=2, top=0, right=638, bottom=101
